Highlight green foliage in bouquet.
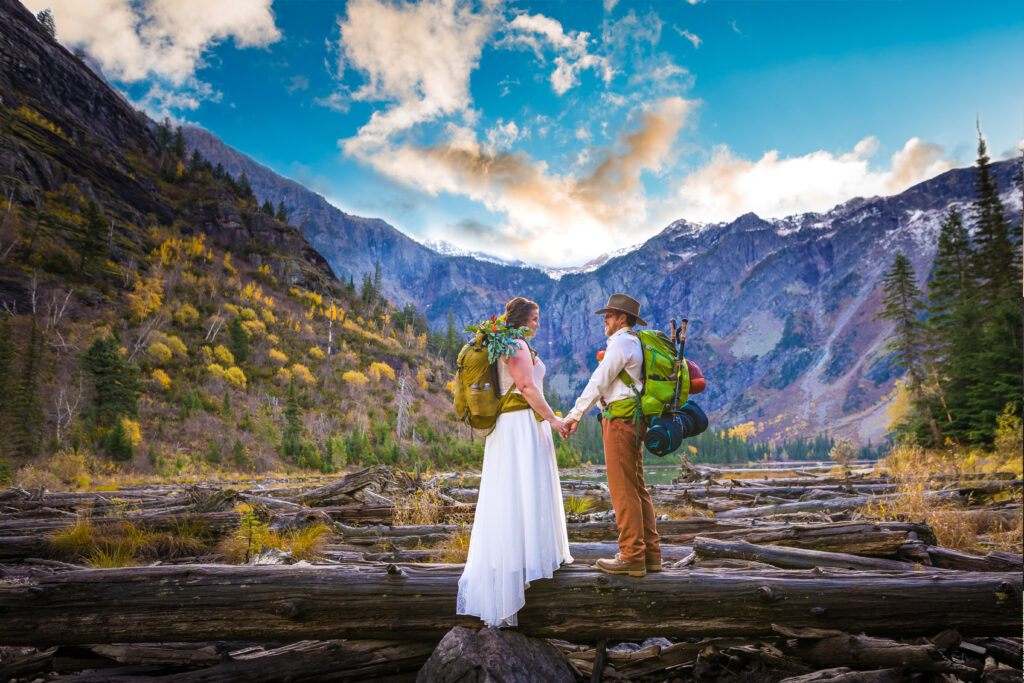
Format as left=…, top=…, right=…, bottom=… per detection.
left=463, top=314, right=532, bottom=364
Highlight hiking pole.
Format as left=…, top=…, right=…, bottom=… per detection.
left=670, top=318, right=688, bottom=412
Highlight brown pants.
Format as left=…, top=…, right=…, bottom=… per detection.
left=602, top=417, right=660, bottom=565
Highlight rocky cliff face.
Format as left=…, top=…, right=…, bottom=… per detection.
left=188, top=122, right=1022, bottom=444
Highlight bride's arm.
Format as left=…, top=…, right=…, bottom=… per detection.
left=506, top=340, right=563, bottom=428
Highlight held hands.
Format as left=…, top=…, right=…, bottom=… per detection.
left=564, top=417, right=578, bottom=437
left=551, top=416, right=569, bottom=440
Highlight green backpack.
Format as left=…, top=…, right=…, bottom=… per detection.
left=608, top=329, right=690, bottom=421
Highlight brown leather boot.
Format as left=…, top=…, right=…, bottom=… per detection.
left=596, top=556, right=646, bottom=577
left=614, top=552, right=661, bottom=572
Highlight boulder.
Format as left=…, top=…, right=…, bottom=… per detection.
left=417, top=626, right=575, bottom=683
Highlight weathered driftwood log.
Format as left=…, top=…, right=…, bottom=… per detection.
left=692, top=538, right=918, bottom=571
left=925, top=547, right=1024, bottom=572
left=696, top=521, right=935, bottom=556
left=0, top=564, right=1018, bottom=645
left=779, top=667, right=906, bottom=683
left=289, top=467, right=413, bottom=506
left=713, top=491, right=964, bottom=519
left=774, top=628, right=975, bottom=675
left=160, top=640, right=437, bottom=682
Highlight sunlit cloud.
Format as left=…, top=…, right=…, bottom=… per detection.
left=669, top=136, right=956, bottom=223
left=501, top=12, right=612, bottom=95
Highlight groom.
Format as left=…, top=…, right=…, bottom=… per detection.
left=564, top=294, right=659, bottom=577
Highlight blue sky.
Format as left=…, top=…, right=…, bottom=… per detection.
left=27, top=0, right=1024, bottom=266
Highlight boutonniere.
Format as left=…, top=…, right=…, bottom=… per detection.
left=596, top=349, right=606, bottom=362
left=464, top=314, right=532, bottom=364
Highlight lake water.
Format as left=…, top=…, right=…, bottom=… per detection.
left=565, top=466, right=679, bottom=486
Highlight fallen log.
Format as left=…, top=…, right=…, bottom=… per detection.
left=780, top=667, right=906, bottom=682
left=925, top=547, right=1024, bottom=572
left=696, top=521, right=935, bottom=556
left=289, top=467, right=412, bottom=506
left=713, top=491, right=965, bottom=519
left=0, top=564, right=1018, bottom=644
left=774, top=628, right=975, bottom=675
left=692, top=538, right=918, bottom=571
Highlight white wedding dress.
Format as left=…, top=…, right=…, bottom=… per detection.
left=456, top=353, right=573, bottom=627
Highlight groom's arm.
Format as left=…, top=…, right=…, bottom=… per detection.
left=566, top=335, right=630, bottom=423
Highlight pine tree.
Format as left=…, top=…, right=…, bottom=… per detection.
left=261, top=199, right=274, bottom=216
left=228, top=316, right=250, bottom=363
left=876, top=252, right=936, bottom=443
left=171, top=126, right=186, bottom=161
left=960, top=129, right=1024, bottom=442
left=36, top=9, right=55, bottom=38
left=0, top=317, right=14, bottom=438
left=275, top=202, right=287, bottom=222
left=82, top=335, right=142, bottom=425
left=12, top=319, right=44, bottom=459
left=79, top=200, right=107, bottom=273
left=281, top=379, right=302, bottom=461
left=925, top=207, right=978, bottom=441
left=444, top=310, right=458, bottom=363
left=104, top=419, right=134, bottom=461
left=237, top=172, right=254, bottom=201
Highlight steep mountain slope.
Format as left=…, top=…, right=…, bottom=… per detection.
left=187, top=119, right=1021, bottom=444
left=0, top=0, right=463, bottom=476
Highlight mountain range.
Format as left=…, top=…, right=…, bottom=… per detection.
left=183, top=127, right=1022, bottom=446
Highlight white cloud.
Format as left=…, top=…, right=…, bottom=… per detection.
left=336, top=0, right=499, bottom=147
left=502, top=13, right=612, bottom=95
left=676, top=27, right=702, bottom=48
left=670, top=136, right=956, bottom=223
left=23, top=0, right=280, bottom=85
left=604, top=0, right=620, bottom=11
left=486, top=120, right=522, bottom=149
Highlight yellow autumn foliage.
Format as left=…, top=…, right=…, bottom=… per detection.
left=416, top=368, right=429, bottom=390
left=308, top=346, right=325, bottom=360
left=147, top=341, right=172, bottom=364
left=127, top=275, right=163, bottom=321
left=151, top=369, right=171, bottom=391
left=242, top=319, right=267, bottom=338
left=224, top=366, right=247, bottom=389
left=276, top=367, right=292, bottom=384
left=173, top=303, right=199, bottom=327
left=260, top=308, right=276, bottom=325
left=291, top=363, right=316, bottom=386
left=122, top=418, right=142, bottom=446
left=213, top=345, right=235, bottom=366
left=367, top=361, right=395, bottom=382
left=163, top=335, right=187, bottom=358
left=268, top=349, right=288, bottom=366
left=343, top=370, right=368, bottom=387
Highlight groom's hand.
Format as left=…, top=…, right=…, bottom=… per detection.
left=564, top=418, right=578, bottom=436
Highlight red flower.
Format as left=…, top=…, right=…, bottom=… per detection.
left=596, top=349, right=605, bottom=362
left=490, top=315, right=497, bottom=322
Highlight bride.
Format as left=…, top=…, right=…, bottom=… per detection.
left=456, top=296, right=574, bottom=628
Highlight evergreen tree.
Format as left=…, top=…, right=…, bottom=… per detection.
left=171, top=126, right=186, bottom=161
left=104, top=419, right=134, bottom=461
left=925, top=207, right=977, bottom=440
left=82, top=335, right=142, bottom=425
left=281, top=379, right=302, bottom=461
left=261, top=199, right=275, bottom=216
left=960, top=130, right=1024, bottom=442
left=12, top=319, right=44, bottom=459
left=237, top=172, right=254, bottom=201
left=36, top=9, right=55, bottom=38
left=214, top=162, right=225, bottom=179
left=275, top=201, right=288, bottom=222
left=189, top=149, right=203, bottom=174
left=228, top=316, right=250, bottom=363
left=79, top=199, right=107, bottom=273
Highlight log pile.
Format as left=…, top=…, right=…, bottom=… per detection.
left=0, top=464, right=1020, bottom=681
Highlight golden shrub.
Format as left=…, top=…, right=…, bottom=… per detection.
left=206, top=363, right=226, bottom=380
left=239, top=307, right=257, bottom=321
left=367, top=361, right=395, bottom=382
left=308, top=346, right=325, bottom=360
left=268, top=349, right=288, bottom=366
left=151, top=369, right=171, bottom=391
left=242, top=319, right=267, bottom=338
left=122, top=418, right=142, bottom=446
left=213, top=345, right=234, bottom=366
left=163, top=335, right=187, bottom=357
left=147, top=341, right=172, bottom=364
left=343, top=370, right=368, bottom=386
left=224, top=366, right=247, bottom=389
left=261, top=308, right=276, bottom=325
left=276, top=367, right=292, bottom=384
left=173, top=303, right=199, bottom=327
left=291, top=363, right=316, bottom=386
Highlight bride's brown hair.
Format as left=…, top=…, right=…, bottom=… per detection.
left=505, top=297, right=539, bottom=328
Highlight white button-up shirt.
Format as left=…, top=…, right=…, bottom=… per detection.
left=568, top=327, right=644, bottom=422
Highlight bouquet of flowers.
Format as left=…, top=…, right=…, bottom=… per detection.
left=464, top=314, right=532, bottom=364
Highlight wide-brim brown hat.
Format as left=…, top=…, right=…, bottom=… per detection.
left=594, top=293, right=647, bottom=326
